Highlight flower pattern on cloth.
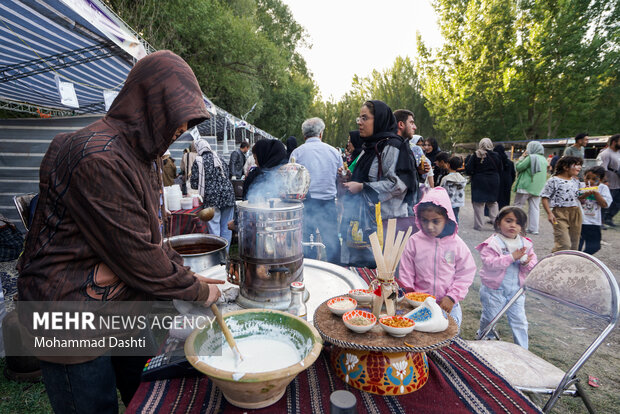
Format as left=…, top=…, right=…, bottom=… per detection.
left=540, top=176, right=580, bottom=207
left=190, top=152, right=235, bottom=209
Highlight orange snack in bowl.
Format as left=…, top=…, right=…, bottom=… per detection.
left=381, top=316, right=414, bottom=328
left=405, top=292, right=435, bottom=302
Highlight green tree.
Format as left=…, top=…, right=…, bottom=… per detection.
left=418, top=0, right=619, bottom=143
left=105, top=0, right=315, bottom=137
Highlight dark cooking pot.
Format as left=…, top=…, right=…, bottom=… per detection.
left=164, top=234, right=227, bottom=273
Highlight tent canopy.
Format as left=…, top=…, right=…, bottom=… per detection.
left=0, top=0, right=144, bottom=115
left=0, top=0, right=275, bottom=140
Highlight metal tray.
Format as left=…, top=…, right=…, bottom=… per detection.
left=175, top=259, right=368, bottom=322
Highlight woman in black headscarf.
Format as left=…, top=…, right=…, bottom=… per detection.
left=423, top=137, right=441, bottom=163
left=242, top=139, right=288, bottom=201
left=341, top=100, right=416, bottom=257
left=493, top=144, right=515, bottom=209
left=286, top=136, right=297, bottom=158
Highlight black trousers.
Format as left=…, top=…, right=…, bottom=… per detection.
left=579, top=224, right=601, bottom=255
left=303, top=197, right=340, bottom=264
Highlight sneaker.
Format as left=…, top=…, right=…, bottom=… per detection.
left=601, top=240, right=610, bottom=246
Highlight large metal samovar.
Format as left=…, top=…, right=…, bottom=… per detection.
left=235, top=199, right=307, bottom=309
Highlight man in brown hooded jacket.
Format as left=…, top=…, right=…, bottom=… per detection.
left=17, top=50, right=222, bottom=413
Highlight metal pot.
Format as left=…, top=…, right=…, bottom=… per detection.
left=164, top=234, right=227, bottom=273
left=238, top=200, right=303, bottom=260
left=236, top=199, right=304, bottom=309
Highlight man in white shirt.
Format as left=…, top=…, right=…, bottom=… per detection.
left=599, top=134, right=620, bottom=227
left=291, top=118, right=343, bottom=264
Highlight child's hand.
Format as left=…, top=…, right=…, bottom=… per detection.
left=438, top=296, right=454, bottom=314
left=512, top=246, right=527, bottom=261
left=521, top=254, right=532, bottom=265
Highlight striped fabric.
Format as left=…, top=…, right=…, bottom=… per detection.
left=126, top=338, right=541, bottom=414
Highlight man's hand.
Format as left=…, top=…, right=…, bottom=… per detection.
left=417, top=160, right=431, bottom=175
left=439, top=296, right=454, bottom=314
left=195, top=275, right=225, bottom=306
left=547, top=212, right=557, bottom=225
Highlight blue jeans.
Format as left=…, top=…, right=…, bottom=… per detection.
left=207, top=206, right=234, bottom=251
left=450, top=302, right=462, bottom=329
left=40, top=354, right=148, bottom=413
left=478, top=262, right=528, bottom=349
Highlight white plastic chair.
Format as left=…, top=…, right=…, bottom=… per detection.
left=465, top=250, right=619, bottom=413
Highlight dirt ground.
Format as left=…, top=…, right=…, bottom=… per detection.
left=455, top=200, right=620, bottom=413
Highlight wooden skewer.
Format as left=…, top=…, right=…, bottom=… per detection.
left=210, top=304, right=244, bottom=362
left=369, top=232, right=387, bottom=274
left=392, top=226, right=413, bottom=272
left=386, top=230, right=404, bottom=271
left=384, top=219, right=397, bottom=258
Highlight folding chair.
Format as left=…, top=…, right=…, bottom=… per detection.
left=465, top=250, right=619, bottom=413
left=12, top=193, right=37, bottom=232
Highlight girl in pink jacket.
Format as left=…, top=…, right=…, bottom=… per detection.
left=475, top=206, right=538, bottom=349
left=399, top=187, right=476, bottom=327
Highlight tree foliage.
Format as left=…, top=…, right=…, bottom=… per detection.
left=310, top=56, right=437, bottom=148
left=418, top=0, right=620, bottom=143
left=105, top=0, right=314, bottom=138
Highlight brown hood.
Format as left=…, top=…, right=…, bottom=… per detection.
left=105, top=50, right=210, bottom=162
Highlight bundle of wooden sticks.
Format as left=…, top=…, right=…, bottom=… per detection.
left=368, top=218, right=413, bottom=277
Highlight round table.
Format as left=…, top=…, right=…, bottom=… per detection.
left=313, top=299, right=458, bottom=396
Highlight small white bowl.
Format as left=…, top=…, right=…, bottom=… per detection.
left=404, top=292, right=436, bottom=308
left=348, top=289, right=373, bottom=305
left=342, top=310, right=376, bottom=333
left=327, top=296, right=357, bottom=316
left=379, top=316, right=415, bottom=337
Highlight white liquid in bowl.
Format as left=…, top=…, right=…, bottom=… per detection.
left=198, top=335, right=302, bottom=373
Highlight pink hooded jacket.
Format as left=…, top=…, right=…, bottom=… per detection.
left=399, top=187, right=476, bottom=303
left=475, top=234, right=538, bottom=289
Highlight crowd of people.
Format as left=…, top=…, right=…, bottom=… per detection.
left=151, top=96, right=620, bottom=347
left=177, top=102, right=619, bottom=342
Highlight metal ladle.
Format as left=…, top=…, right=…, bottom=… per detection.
left=197, top=207, right=215, bottom=222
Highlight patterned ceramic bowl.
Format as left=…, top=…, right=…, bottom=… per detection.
left=348, top=289, right=373, bottom=305
left=379, top=316, right=415, bottom=337
left=405, top=292, right=436, bottom=308
left=327, top=296, right=357, bottom=316
left=342, top=310, right=377, bottom=333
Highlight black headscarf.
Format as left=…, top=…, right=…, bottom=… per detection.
left=494, top=143, right=513, bottom=176
left=243, top=139, right=288, bottom=199
left=349, top=130, right=363, bottom=161
left=424, top=137, right=441, bottom=163
left=493, top=144, right=508, bottom=163
left=286, top=136, right=297, bottom=157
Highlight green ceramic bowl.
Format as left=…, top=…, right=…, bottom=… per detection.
left=185, top=309, right=323, bottom=409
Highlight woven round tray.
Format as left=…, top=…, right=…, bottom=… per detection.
left=313, top=297, right=458, bottom=353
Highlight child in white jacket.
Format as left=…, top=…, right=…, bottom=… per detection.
left=475, top=206, right=538, bottom=349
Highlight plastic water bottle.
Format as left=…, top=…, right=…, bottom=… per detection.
left=287, top=281, right=307, bottom=320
